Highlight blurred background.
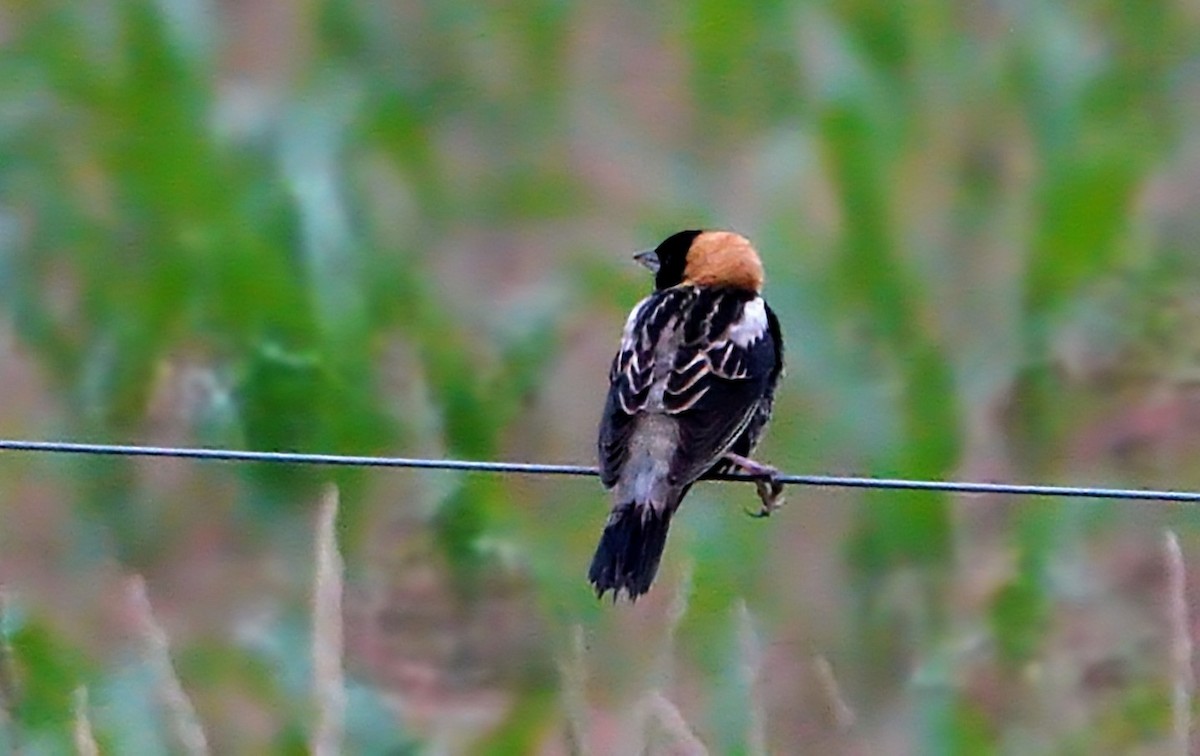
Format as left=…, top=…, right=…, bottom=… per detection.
left=1, top=0, right=1200, bottom=752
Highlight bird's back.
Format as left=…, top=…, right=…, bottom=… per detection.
left=599, top=286, right=779, bottom=498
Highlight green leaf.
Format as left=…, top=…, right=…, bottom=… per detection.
left=989, top=575, right=1050, bottom=667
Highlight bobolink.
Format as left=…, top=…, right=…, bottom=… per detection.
left=589, top=230, right=785, bottom=600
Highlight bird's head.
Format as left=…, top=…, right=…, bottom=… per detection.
left=634, top=230, right=764, bottom=293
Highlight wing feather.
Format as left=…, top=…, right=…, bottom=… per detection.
left=705, top=303, right=785, bottom=476
left=598, top=287, right=781, bottom=490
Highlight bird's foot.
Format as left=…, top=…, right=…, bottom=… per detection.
left=723, top=452, right=786, bottom=518
left=750, top=478, right=786, bottom=518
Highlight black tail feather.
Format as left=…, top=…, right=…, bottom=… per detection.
left=588, top=502, right=673, bottom=600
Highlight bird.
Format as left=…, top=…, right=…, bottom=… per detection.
left=589, top=229, right=785, bottom=601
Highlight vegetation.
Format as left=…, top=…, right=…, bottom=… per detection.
left=1, top=0, right=1199, bottom=751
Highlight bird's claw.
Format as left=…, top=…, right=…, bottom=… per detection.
left=724, top=452, right=785, bottom=518
left=747, top=477, right=785, bottom=518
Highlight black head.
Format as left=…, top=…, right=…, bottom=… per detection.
left=635, top=229, right=702, bottom=290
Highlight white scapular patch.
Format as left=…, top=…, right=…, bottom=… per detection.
left=728, top=297, right=768, bottom=347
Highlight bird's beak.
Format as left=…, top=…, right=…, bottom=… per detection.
left=633, top=250, right=660, bottom=273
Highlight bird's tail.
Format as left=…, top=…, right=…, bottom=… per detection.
left=588, top=501, right=674, bottom=600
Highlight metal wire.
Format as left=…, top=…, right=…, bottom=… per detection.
left=1, top=438, right=1199, bottom=503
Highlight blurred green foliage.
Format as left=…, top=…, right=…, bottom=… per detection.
left=0, top=0, right=1198, bottom=751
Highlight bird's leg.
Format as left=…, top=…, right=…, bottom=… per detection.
left=723, top=452, right=785, bottom=518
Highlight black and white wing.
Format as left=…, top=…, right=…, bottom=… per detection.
left=597, top=288, right=690, bottom=487
left=662, top=289, right=779, bottom=484
left=598, top=287, right=780, bottom=489
left=705, top=301, right=784, bottom=476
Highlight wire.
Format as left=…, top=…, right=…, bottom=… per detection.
left=1, top=438, right=1198, bottom=503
